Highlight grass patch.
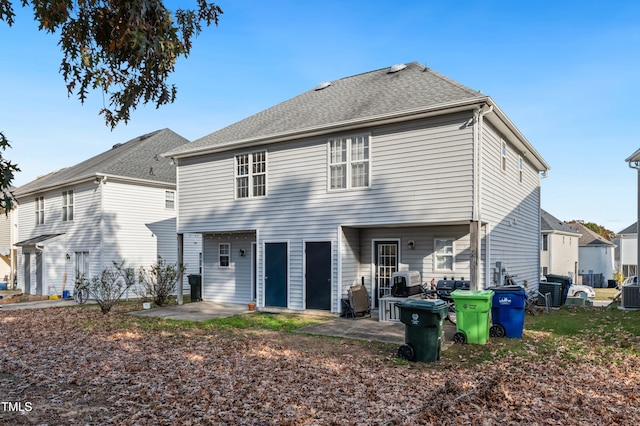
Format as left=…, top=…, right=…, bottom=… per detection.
left=594, top=288, right=618, bottom=301
left=203, top=312, right=330, bottom=332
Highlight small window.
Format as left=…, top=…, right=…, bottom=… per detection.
left=328, top=134, right=370, bottom=190
left=35, top=196, right=44, bottom=225
left=501, top=140, right=507, bottom=172
left=235, top=151, right=267, bottom=198
left=518, top=156, right=524, bottom=183
left=165, top=191, right=175, bottom=209
left=219, top=243, right=230, bottom=267
left=434, top=238, right=454, bottom=271
left=62, top=190, right=74, bottom=221
left=541, top=234, right=548, bottom=251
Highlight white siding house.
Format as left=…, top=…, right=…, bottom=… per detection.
left=566, top=221, right=616, bottom=286
left=618, top=222, right=637, bottom=278
left=165, top=62, right=550, bottom=312
left=0, top=194, right=17, bottom=287
left=13, top=129, right=201, bottom=297
left=540, top=209, right=580, bottom=279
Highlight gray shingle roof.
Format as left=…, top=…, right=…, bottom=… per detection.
left=166, top=62, right=486, bottom=157
left=14, top=129, right=190, bottom=196
left=540, top=209, right=580, bottom=234
left=619, top=222, right=638, bottom=235
left=565, top=221, right=615, bottom=247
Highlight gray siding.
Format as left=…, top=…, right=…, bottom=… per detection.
left=202, top=232, right=254, bottom=303
left=178, top=113, right=477, bottom=310
left=480, top=121, right=541, bottom=290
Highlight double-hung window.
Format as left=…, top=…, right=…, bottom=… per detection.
left=62, top=190, right=74, bottom=221
left=434, top=238, right=454, bottom=272
left=35, top=196, right=44, bottom=225
left=235, top=151, right=267, bottom=198
left=518, top=156, right=524, bottom=183
left=328, top=134, right=370, bottom=190
left=219, top=243, right=230, bottom=267
left=165, top=191, right=175, bottom=209
left=501, top=140, right=507, bottom=172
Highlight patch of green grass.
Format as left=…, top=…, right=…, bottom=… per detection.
left=594, top=288, right=617, bottom=301
left=203, top=312, right=330, bottom=332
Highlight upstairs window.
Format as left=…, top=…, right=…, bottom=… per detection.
left=328, top=134, right=370, bottom=190
left=235, top=151, right=267, bottom=198
left=542, top=234, right=548, bottom=251
left=165, top=191, right=175, bottom=209
left=35, top=196, right=44, bottom=225
left=62, top=190, right=74, bottom=222
left=518, top=156, right=524, bottom=183
left=501, top=140, right=507, bottom=172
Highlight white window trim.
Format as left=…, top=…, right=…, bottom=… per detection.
left=234, top=150, right=268, bottom=199
left=62, top=190, right=74, bottom=222
left=501, top=140, right=507, bottom=173
left=35, top=196, right=44, bottom=225
left=327, top=133, right=371, bottom=191
left=518, top=156, right=524, bottom=183
left=165, top=190, right=175, bottom=209
left=219, top=243, right=231, bottom=268
left=434, top=238, right=455, bottom=272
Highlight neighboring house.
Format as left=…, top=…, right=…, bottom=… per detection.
left=617, top=222, right=637, bottom=278
left=566, top=221, right=616, bottom=286
left=13, top=129, right=201, bottom=297
left=625, top=149, right=640, bottom=277
left=0, top=190, right=17, bottom=287
left=165, top=62, right=550, bottom=312
left=540, top=209, right=580, bottom=279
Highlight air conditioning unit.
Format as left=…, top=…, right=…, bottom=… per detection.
left=622, top=285, right=640, bottom=309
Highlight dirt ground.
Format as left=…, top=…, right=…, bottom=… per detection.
left=2, top=304, right=640, bottom=425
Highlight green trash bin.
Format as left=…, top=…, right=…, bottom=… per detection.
left=396, top=299, right=449, bottom=362
left=188, top=274, right=202, bottom=302
left=450, top=289, right=494, bottom=344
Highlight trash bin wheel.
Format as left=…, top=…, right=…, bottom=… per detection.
left=453, top=332, right=466, bottom=344
left=397, top=344, right=416, bottom=361
left=489, top=324, right=506, bottom=338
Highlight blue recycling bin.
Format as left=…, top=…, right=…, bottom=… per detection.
left=488, top=286, right=526, bottom=338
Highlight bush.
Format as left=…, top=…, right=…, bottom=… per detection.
left=89, top=262, right=136, bottom=314
left=137, top=257, right=186, bottom=306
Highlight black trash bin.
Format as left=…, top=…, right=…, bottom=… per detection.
left=545, top=274, right=573, bottom=305
left=188, top=274, right=202, bottom=302
left=396, top=299, right=448, bottom=362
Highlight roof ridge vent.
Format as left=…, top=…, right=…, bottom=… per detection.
left=387, top=63, right=407, bottom=74
left=314, top=81, right=332, bottom=91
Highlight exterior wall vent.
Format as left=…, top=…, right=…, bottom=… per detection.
left=387, top=63, right=407, bottom=73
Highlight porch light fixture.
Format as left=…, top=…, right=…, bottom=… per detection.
left=239, top=249, right=245, bottom=257
left=65, top=253, right=71, bottom=260
left=407, top=240, right=415, bottom=250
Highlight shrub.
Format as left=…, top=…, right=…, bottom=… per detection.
left=137, top=257, right=186, bottom=306
left=88, top=262, right=135, bottom=314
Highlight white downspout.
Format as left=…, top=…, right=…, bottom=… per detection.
left=629, top=160, right=640, bottom=277
left=472, top=104, right=493, bottom=290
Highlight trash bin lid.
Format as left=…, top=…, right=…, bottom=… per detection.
left=487, top=285, right=525, bottom=294
left=450, top=289, right=495, bottom=300
left=397, top=298, right=447, bottom=312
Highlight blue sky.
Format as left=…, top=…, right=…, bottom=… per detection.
left=1, top=1, right=638, bottom=232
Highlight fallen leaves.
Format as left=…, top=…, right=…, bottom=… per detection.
left=1, top=304, right=640, bottom=425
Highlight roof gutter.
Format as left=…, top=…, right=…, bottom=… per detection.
left=165, top=98, right=492, bottom=160
left=14, top=173, right=175, bottom=199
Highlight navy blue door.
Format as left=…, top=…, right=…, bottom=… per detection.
left=265, top=243, right=287, bottom=307
left=305, top=242, right=331, bottom=310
